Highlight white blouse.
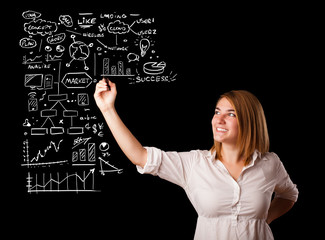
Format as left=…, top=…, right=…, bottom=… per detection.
left=137, top=147, right=298, bottom=240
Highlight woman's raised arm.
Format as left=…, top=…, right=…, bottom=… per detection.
left=94, top=78, right=147, bottom=168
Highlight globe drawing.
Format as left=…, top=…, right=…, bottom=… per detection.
left=66, top=35, right=90, bottom=70
left=69, top=41, right=89, bottom=61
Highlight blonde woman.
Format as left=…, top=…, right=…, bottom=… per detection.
left=94, top=78, right=298, bottom=240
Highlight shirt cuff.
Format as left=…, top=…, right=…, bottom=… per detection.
left=136, top=147, right=161, bottom=175
left=274, top=185, right=299, bottom=202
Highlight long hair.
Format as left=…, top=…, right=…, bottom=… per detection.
left=210, top=90, right=269, bottom=165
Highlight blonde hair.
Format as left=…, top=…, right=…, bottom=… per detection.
left=211, top=90, right=269, bottom=165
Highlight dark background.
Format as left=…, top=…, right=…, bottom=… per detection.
left=9, top=2, right=315, bottom=239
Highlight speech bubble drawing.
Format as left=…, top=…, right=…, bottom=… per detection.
left=107, top=20, right=130, bottom=34
left=59, top=15, right=73, bottom=27
left=19, top=37, right=37, bottom=48
left=24, top=19, right=58, bottom=36
left=22, top=10, right=41, bottom=19
left=47, top=33, right=66, bottom=44
left=127, top=53, right=140, bottom=62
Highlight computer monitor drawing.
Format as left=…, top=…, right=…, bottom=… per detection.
left=24, top=74, right=43, bottom=89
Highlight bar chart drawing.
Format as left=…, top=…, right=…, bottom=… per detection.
left=101, top=58, right=134, bottom=77
left=19, top=10, right=176, bottom=194
left=26, top=169, right=96, bottom=193
left=72, top=143, right=96, bottom=166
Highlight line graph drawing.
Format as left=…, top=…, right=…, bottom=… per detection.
left=19, top=10, right=177, bottom=194
left=22, top=139, right=65, bottom=167
left=26, top=169, right=96, bottom=193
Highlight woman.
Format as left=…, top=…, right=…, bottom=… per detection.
left=94, top=78, right=298, bottom=240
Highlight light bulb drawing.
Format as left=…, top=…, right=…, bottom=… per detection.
left=139, top=38, right=150, bottom=57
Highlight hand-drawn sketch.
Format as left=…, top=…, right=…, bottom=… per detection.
left=139, top=38, right=150, bottom=57
left=19, top=10, right=177, bottom=193
left=22, top=139, right=67, bottom=167
left=66, top=35, right=93, bottom=70
left=26, top=169, right=96, bottom=193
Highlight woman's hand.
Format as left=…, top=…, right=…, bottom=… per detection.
left=94, top=78, right=117, bottom=113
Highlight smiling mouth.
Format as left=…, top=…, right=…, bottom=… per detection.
left=216, top=128, right=228, bottom=132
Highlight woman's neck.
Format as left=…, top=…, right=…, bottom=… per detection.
left=221, top=144, right=243, bottom=164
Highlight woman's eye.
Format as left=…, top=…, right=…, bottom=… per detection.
left=229, top=113, right=236, bottom=117
left=215, top=110, right=220, bottom=115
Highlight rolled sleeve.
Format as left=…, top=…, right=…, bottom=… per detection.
left=136, top=146, right=199, bottom=188
left=136, top=147, right=161, bottom=175
left=274, top=157, right=299, bottom=202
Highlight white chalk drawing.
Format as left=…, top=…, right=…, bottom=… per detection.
left=20, top=10, right=177, bottom=193
left=26, top=169, right=96, bottom=193
left=23, top=119, right=31, bottom=127
left=101, top=58, right=133, bottom=77
left=77, top=93, right=89, bottom=106
left=66, top=35, right=93, bottom=70
left=139, top=38, right=150, bottom=57
left=47, top=33, right=66, bottom=45
left=44, top=74, right=54, bottom=89
left=25, top=74, right=43, bottom=89
left=24, top=19, right=57, bottom=36
left=20, top=37, right=37, bottom=48
left=99, top=142, right=109, bottom=151
left=28, top=92, right=38, bottom=111
left=127, top=52, right=139, bottom=62
left=61, top=72, right=92, bottom=88
left=22, top=10, right=42, bottom=20
left=71, top=142, right=96, bottom=166
left=22, top=139, right=66, bottom=167
left=99, top=142, right=110, bottom=157
left=78, top=13, right=96, bottom=29
left=99, top=157, right=123, bottom=175
left=143, top=61, right=166, bottom=75
left=59, top=15, right=73, bottom=27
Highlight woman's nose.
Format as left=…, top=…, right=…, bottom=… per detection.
left=217, top=114, right=226, bottom=124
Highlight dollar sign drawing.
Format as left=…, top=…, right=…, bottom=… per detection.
left=92, top=124, right=97, bottom=134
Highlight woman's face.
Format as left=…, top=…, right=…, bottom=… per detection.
left=211, top=97, right=239, bottom=146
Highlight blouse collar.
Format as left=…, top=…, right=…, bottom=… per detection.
left=243, top=150, right=261, bottom=170
left=210, top=149, right=263, bottom=168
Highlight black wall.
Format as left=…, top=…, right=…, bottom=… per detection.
left=10, top=3, right=312, bottom=239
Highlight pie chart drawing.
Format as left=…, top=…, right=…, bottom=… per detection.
left=143, top=61, right=166, bottom=75
left=99, top=142, right=110, bottom=151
